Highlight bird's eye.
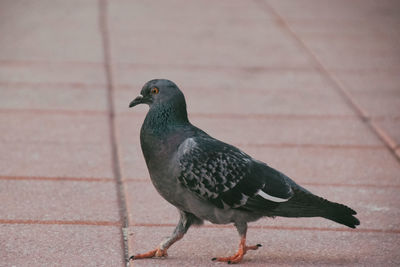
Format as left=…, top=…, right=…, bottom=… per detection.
left=151, top=87, right=159, bottom=94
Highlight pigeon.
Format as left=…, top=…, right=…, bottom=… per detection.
left=128, top=79, right=360, bottom=264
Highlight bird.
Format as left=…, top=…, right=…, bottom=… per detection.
left=128, top=79, right=360, bottom=264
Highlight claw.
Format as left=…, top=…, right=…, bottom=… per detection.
left=213, top=237, right=260, bottom=264
left=129, top=248, right=168, bottom=260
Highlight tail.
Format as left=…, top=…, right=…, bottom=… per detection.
left=269, top=188, right=360, bottom=228
left=320, top=199, right=359, bottom=228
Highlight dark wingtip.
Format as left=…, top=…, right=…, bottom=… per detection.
left=257, top=244, right=262, bottom=247
left=129, top=255, right=135, bottom=260
left=211, top=257, right=217, bottom=261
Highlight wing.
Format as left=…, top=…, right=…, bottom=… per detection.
left=176, top=136, right=294, bottom=210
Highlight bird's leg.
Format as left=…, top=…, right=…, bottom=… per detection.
left=129, top=210, right=196, bottom=261
left=212, top=223, right=261, bottom=264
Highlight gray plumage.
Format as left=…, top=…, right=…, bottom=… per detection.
left=129, top=79, right=360, bottom=263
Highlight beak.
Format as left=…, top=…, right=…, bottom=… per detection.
left=129, top=94, right=144, bottom=108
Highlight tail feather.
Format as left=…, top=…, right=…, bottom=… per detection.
left=250, top=188, right=360, bottom=228
left=321, top=200, right=359, bottom=228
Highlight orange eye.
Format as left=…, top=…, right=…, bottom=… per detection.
left=151, top=87, right=159, bottom=94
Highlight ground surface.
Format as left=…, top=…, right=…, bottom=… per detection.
left=0, top=0, right=399, bottom=266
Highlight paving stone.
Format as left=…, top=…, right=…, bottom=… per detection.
left=0, top=87, right=108, bottom=113
left=0, top=179, right=120, bottom=222
left=345, top=90, right=400, bottom=118
left=114, top=85, right=355, bottom=116
left=297, top=34, right=400, bottom=71
left=0, top=0, right=103, bottom=62
left=108, top=0, right=312, bottom=68
left=301, top=33, right=399, bottom=56
left=0, top=61, right=106, bottom=85
left=190, top=116, right=382, bottom=147
left=396, top=147, right=400, bottom=158
left=109, top=0, right=275, bottom=27
left=117, top=113, right=382, bottom=148
left=114, top=67, right=356, bottom=117
left=0, top=224, right=124, bottom=267
left=0, top=85, right=108, bottom=112
left=0, top=142, right=113, bottom=179
left=266, top=0, right=400, bottom=21
left=0, top=112, right=109, bottom=144
left=118, top=141, right=149, bottom=180
left=267, top=0, right=400, bottom=40
left=110, top=28, right=311, bottom=68
left=333, top=70, right=400, bottom=94
left=267, top=0, right=400, bottom=71
left=125, top=181, right=179, bottom=225
left=285, top=18, right=393, bottom=37
left=373, top=118, right=400, bottom=146
left=113, top=66, right=327, bottom=91
left=244, top=146, right=400, bottom=186
left=128, top=226, right=400, bottom=266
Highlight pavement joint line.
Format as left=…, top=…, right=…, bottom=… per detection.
left=0, top=176, right=114, bottom=182
left=0, top=219, right=121, bottom=226
left=285, top=16, right=400, bottom=24
left=116, top=84, right=335, bottom=93
left=301, top=182, right=400, bottom=189
left=0, top=108, right=107, bottom=116
left=0, top=139, right=386, bottom=150
left=124, top=111, right=400, bottom=121
left=120, top=142, right=387, bottom=151
left=0, top=59, right=104, bottom=67
left=0, top=59, right=313, bottom=72
left=3, top=107, right=395, bottom=122
left=122, top=178, right=400, bottom=189
left=257, top=0, right=368, bottom=120
left=0, top=81, right=107, bottom=89
left=0, top=107, right=367, bottom=120
left=373, top=115, right=400, bottom=121
left=1, top=58, right=399, bottom=75
left=258, top=0, right=400, bottom=163
left=115, top=62, right=316, bottom=72
left=395, top=148, right=400, bottom=159
left=239, top=143, right=386, bottom=150
left=3, top=175, right=397, bottom=189
left=369, top=121, right=398, bottom=150
left=329, top=67, right=400, bottom=74
left=114, top=62, right=400, bottom=75
left=98, top=0, right=130, bottom=264
left=121, top=178, right=149, bottom=183
left=129, top=223, right=400, bottom=234
left=280, top=30, right=395, bottom=42
left=122, top=111, right=360, bottom=120
left=0, top=140, right=108, bottom=145
left=322, top=73, right=371, bottom=121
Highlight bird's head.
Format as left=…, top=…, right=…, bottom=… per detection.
left=129, top=79, right=185, bottom=108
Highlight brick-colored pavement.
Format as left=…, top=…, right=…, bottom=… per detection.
left=1, top=0, right=399, bottom=266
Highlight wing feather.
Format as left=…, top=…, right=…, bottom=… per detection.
left=177, top=136, right=294, bottom=210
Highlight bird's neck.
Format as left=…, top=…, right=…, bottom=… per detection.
left=143, top=102, right=189, bottom=134
left=140, top=102, right=191, bottom=169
